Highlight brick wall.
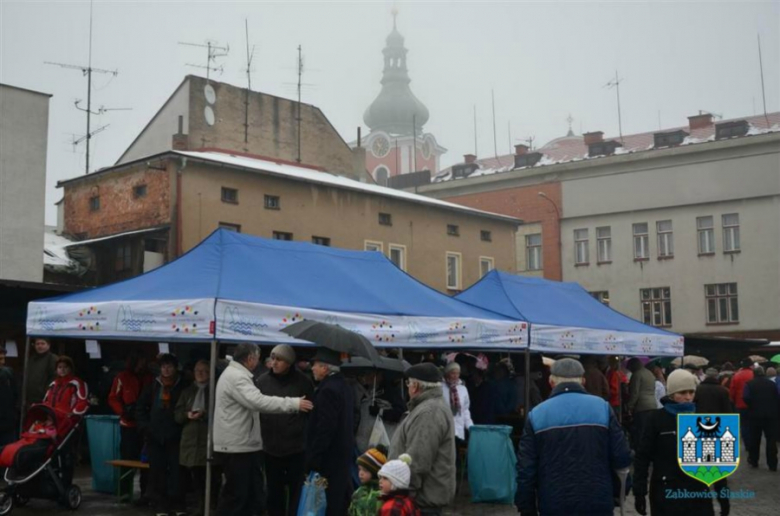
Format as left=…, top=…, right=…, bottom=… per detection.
left=63, top=166, right=172, bottom=239
left=443, top=183, right=562, bottom=280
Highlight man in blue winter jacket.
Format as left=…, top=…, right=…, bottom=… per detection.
left=515, top=358, right=632, bottom=516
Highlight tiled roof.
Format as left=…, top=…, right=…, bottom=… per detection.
left=434, top=112, right=780, bottom=183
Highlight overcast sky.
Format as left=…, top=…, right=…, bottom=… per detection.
left=2, top=0, right=778, bottom=225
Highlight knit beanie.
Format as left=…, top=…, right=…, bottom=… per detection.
left=270, top=344, right=296, bottom=365
left=379, top=454, right=412, bottom=490
left=666, top=369, right=697, bottom=395
left=356, top=445, right=388, bottom=478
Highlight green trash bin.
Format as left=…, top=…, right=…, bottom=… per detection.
left=85, top=415, right=121, bottom=494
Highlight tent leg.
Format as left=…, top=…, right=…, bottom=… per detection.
left=205, top=340, right=218, bottom=516
left=19, top=336, right=31, bottom=434
left=524, top=348, right=531, bottom=416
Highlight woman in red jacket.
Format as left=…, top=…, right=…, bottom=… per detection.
left=42, top=356, right=89, bottom=416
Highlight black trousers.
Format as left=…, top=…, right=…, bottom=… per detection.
left=217, top=451, right=265, bottom=516
left=265, top=452, right=305, bottom=516
left=147, top=438, right=184, bottom=510
left=747, top=416, right=779, bottom=469
left=186, top=465, right=222, bottom=513
left=630, top=410, right=651, bottom=450
left=119, top=426, right=148, bottom=498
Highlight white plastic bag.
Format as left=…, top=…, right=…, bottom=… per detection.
left=368, top=415, right=391, bottom=449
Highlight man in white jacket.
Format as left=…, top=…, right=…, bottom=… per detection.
left=214, top=343, right=313, bottom=516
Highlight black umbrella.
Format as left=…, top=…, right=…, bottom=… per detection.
left=281, top=320, right=382, bottom=363
left=341, top=356, right=411, bottom=374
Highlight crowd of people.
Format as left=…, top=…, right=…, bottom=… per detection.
left=2, top=339, right=779, bottom=516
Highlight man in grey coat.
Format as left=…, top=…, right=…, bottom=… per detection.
left=626, top=358, right=657, bottom=450
left=390, top=363, right=456, bottom=515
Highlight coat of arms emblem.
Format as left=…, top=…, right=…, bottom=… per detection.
left=677, top=413, right=740, bottom=486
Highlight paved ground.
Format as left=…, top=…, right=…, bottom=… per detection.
left=5, top=437, right=778, bottom=515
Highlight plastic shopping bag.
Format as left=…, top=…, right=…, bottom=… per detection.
left=368, top=415, right=391, bottom=449
left=296, top=471, right=327, bottom=516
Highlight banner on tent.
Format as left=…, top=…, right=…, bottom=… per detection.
left=216, top=300, right=526, bottom=348
left=530, top=324, right=683, bottom=357
left=27, top=299, right=215, bottom=340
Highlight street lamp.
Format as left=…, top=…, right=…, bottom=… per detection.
left=537, top=191, right=561, bottom=218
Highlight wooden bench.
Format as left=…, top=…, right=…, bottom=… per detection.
left=106, top=459, right=149, bottom=503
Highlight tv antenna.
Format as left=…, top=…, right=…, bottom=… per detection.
left=45, top=0, right=118, bottom=175
left=473, top=105, right=478, bottom=157
left=244, top=19, right=257, bottom=144
left=517, top=135, right=536, bottom=151
left=72, top=124, right=109, bottom=149
left=179, top=40, right=230, bottom=80
left=296, top=45, right=303, bottom=162
left=604, top=71, right=624, bottom=143
left=758, top=33, right=770, bottom=128
left=491, top=89, right=499, bottom=160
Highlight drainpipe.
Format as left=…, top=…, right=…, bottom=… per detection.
left=175, top=157, right=188, bottom=256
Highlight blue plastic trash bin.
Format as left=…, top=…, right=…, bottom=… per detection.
left=467, top=425, right=517, bottom=504
left=85, top=415, right=121, bottom=493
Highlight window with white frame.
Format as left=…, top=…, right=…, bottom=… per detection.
left=480, top=256, right=494, bottom=278
left=596, top=227, right=611, bottom=263
left=633, top=223, right=649, bottom=259
left=364, top=241, right=383, bottom=253
left=722, top=214, right=740, bottom=252
left=526, top=233, right=542, bottom=270
left=657, top=220, right=674, bottom=258
left=697, top=216, right=715, bottom=254
left=640, top=287, right=672, bottom=327
left=389, top=244, right=406, bottom=271
left=446, top=252, right=462, bottom=290
left=705, top=283, right=739, bottom=323
left=574, top=229, right=589, bottom=265
left=589, top=291, right=610, bottom=306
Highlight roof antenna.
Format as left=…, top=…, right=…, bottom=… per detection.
left=758, top=33, right=770, bottom=128
left=473, top=104, right=478, bottom=156
left=45, top=0, right=119, bottom=175
left=244, top=19, right=257, bottom=144
left=491, top=89, right=498, bottom=160
left=179, top=40, right=229, bottom=81
left=604, top=71, right=624, bottom=143
left=507, top=120, right=512, bottom=156
left=296, top=45, right=303, bottom=163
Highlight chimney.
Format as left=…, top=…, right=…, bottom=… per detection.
left=172, top=116, right=189, bottom=150
left=357, top=127, right=362, bottom=148
left=688, top=112, right=714, bottom=131
left=514, top=144, right=529, bottom=156
left=464, top=154, right=477, bottom=164
left=583, top=131, right=604, bottom=146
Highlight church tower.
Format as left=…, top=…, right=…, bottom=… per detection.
left=355, top=9, right=445, bottom=185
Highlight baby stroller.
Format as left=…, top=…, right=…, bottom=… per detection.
left=0, top=404, right=84, bottom=514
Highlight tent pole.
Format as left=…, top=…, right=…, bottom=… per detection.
left=19, top=336, right=31, bottom=434
left=205, top=339, right=218, bottom=516
left=524, top=347, right=531, bottom=417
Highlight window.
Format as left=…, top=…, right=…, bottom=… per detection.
left=272, top=231, right=293, bottom=241
left=375, top=166, right=389, bottom=186
left=115, top=244, right=132, bottom=272
left=221, top=187, right=238, bottom=204
left=446, top=252, right=462, bottom=290
left=596, top=227, right=611, bottom=263
left=640, top=287, right=672, bottom=327
left=378, top=213, right=392, bottom=226
left=364, top=241, right=383, bottom=253
left=133, top=184, right=147, bottom=198
left=697, top=216, right=715, bottom=254
left=657, top=220, right=674, bottom=258
left=219, top=222, right=241, bottom=232
left=722, top=214, right=740, bottom=252
left=389, top=244, right=406, bottom=270
left=589, top=291, right=610, bottom=306
left=574, top=229, right=589, bottom=265
left=633, top=223, right=649, bottom=259
left=89, top=196, right=100, bottom=212
left=526, top=233, right=542, bottom=270
left=264, top=195, right=280, bottom=210
left=447, top=224, right=460, bottom=237
left=705, top=283, right=739, bottom=323
left=480, top=257, right=494, bottom=277
left=480, top=230, right=492, bottom=242
left=312, top=236, right=330, bottom=246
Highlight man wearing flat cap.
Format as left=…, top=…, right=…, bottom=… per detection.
left=516, top=358, right=631, bottom=516
left=304, top=347, right=355, bottom=516
left=256, top=345, right=314, bottom=516
left=389, top=362, right=456, bottom=515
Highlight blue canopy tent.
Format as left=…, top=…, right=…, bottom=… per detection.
left=456, top=270, right=683, bottom=357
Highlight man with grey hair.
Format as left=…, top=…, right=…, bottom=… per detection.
left=214, top=343, right=313, bottom=516
left=516, top=358, right=631, bottom=516
left=390, top=362, right=456, bottom=515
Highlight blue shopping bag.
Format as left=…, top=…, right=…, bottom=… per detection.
left=297, top=471, right=327, bottom=516
left=468, top=425, right=517, bottom=504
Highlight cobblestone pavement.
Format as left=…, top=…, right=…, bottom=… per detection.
left=6, top=437, right=778, bottom=516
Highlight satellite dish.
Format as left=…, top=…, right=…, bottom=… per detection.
left=204, top=106, right=215, bottom=126
left=204, top=84, right=216, bottom=105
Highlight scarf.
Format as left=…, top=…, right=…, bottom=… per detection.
left=447, top=380, right=460, bottom=415
left=191, top=381, right=208, bottom=413
left=158, top=375, right=177, bottom=409
left=662, top=399, right=696, bottom=415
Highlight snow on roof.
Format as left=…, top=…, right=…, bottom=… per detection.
left=44, top=228, right=87, bottom=275
left=174, top=150, right=521, bottom=224
left=62, top=226, right=168, bottom=248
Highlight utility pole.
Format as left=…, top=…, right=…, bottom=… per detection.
left=45, top=0, right=118, bottom=175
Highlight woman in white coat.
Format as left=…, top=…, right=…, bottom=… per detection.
left=441, top=362, right=474, bottom=443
